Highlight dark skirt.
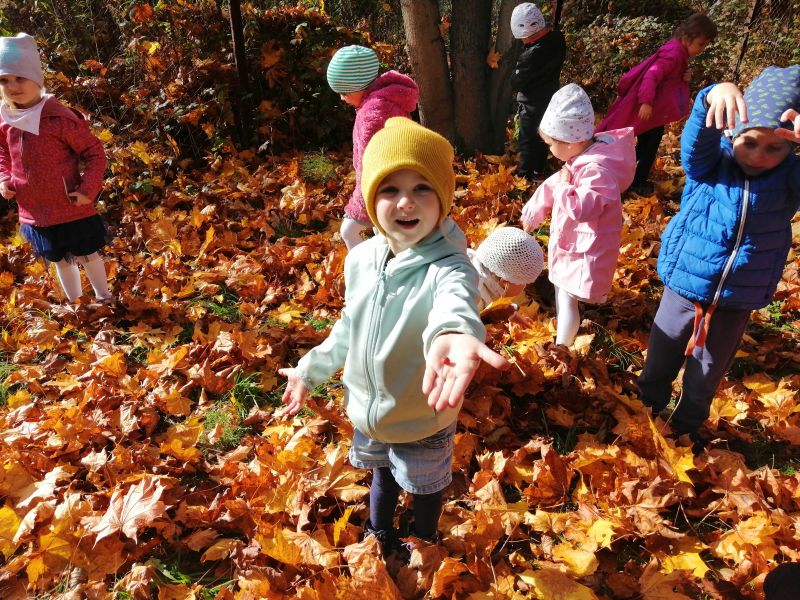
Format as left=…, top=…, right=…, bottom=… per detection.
left=21, top=215, right=113, bottom=262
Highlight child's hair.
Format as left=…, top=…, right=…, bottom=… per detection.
left=359, top=117, right=455, bottom=235
left=673, top=12, right=717, bottom=41
left=539, top=83, right=595, bottom=143
left=475, top=227, right=544, bottom=285
left=732, top=64, right=800, bottom=138
left=326, top=45, right=379, bottom=94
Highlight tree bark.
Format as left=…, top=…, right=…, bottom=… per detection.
left=450, top=0, right=492, bottom=152
left=487, top=0, right=525, bottom=154
left=228, top=0, right=252, bottom=147
left=399, top=0, right=455, bottom=141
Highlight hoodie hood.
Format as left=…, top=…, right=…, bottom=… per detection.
left=570, top=126, right=636, bottom=192
left=361, top=70, right=419, bottom=114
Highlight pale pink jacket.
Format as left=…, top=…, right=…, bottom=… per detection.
left=597, top=38, right=691, bottom=135
left=346, top=70, right=418, bottom=223
left=523, top=128, right=635, bottom=300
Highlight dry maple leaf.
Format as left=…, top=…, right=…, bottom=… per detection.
left=88, top=476, right=169, bottom=545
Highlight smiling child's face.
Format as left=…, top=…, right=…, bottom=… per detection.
left=374, top=169, right=441, bottom=255
left=732, top=127, right=792, bottom=177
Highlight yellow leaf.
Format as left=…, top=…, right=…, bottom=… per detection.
left=649, top=418, right=695, bottom=484
left=195, top=227, right=215, bottom=261
left=130, top=141, right=152, bottom=165
left=660, top=545, right=709, bottom=578
left=26, top=555, right=47, bottom=584
left=97, top=128, right=114, bottom=143
left=7, top=389, right=32, bottom=409
left=0, top=506, right=21, bottom=558
left=333, top=507, right=353, bottom=547
left=587, top=518, right=616, bottom=549
left=552, top=542, right=599, bottom=576
left=519, top=568, right=598, bottom=599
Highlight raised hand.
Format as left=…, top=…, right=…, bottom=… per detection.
left=705, top=82, right=747, bottom=130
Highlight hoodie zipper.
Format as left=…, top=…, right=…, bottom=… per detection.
left=711, top=179, right=749, bottom=305
left=363, top=249, right=390, bottom=438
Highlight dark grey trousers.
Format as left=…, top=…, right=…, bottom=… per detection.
left=638, top=286, right=751, bottom=435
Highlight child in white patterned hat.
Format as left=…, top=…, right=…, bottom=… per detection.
left=326, top=45, right=419, bottom=250
left=521, top=83, right=635, bottom=346
left=468, top=227, right=544, bottom=309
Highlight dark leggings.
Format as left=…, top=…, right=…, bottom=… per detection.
left=633, top=125, right=665, bottom=185
left=370, top=467, right=442, bottom=540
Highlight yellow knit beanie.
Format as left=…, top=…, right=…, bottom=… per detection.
left=360, top=117, right=455, bottom=234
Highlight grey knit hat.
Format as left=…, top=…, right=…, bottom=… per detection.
left=475, top=227, right=544, bottom=285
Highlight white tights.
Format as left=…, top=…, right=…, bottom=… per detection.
left=555, top=286, right=581, bottom=346
left=53, top=253, right=111, bottom=302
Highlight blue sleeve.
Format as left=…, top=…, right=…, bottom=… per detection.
left=681, top=85, right=726, bottom=181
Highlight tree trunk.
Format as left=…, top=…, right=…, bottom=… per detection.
left=487, top=0, right=525, bottom=154
left=399, top=0, right=455, bottom=141
left=228, top=0, right=252, bottom=148
left=450, top=0, right=492, bottom=153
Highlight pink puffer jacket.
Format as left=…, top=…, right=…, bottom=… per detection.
left=346, top=71, right=418, bottom=223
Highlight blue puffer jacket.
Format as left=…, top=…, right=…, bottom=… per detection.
left=657, top=85, right=800, bottom=310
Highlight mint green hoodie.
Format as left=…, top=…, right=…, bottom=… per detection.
left=296, top=218, right=485, bottom=443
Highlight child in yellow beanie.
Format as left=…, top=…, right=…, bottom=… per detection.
left=279, top=117, right=509, bottom=555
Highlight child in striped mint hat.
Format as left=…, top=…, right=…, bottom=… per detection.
left=326, top=45, right=419, bottom=250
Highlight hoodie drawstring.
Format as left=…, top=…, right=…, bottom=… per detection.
left=684, top=302, right=716, bottom=357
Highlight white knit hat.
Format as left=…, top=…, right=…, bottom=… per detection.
left=475, top=227, right=544, bottom=285
left=0, top=33, right=44, bottom=87
left=539, top=83, right=595, bottom=143
left=510, top=3, right=545, bottom=39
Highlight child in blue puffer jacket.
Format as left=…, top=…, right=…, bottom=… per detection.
left=638, top=65, right=800, bottom=448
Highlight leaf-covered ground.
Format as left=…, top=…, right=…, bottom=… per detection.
left=0, top=119, right=799, bottom=600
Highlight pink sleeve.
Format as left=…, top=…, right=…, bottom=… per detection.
left=0, top=129, right=11, bottom=184
left=62, top=118, right=106, bottom=200
left=551, top=165, right=619, bottom=222
left=348, top=99, right=412, bottom=222
left=637, top=44, right=683, bottom=106
left=523, top=173, right=558, bottom=229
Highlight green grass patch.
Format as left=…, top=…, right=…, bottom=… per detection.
left=0, top=355, right=19, bottom=407
left=589, top=326, right=642, bottom=371
left=188, top=287, right=242, bottom=323
left=305, top=315, right=334, bottom=331
left=301, top=151, right=337, bottom=183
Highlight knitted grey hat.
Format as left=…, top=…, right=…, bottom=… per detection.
left=475, top=227, right=544, bottom=285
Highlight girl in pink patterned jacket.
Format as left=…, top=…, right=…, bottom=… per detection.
left=597, top=13, right=716, bottom=194
left=521, top=84, right=635, bottom=346
left=0, top=33, right=112, bottom=304
left=326, top=45, right=419, bottom=249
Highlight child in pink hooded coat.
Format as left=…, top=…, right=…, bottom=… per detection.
left=597, top=13, right=717, bottom=194
left=326, top=45, right=419, bottom=249
left=521, top=84, right=635, bottom=346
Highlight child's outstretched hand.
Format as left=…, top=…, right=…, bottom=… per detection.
left=521, top=198, right=540, bottom=232
left=638, top=103, right=653, bottom=122
left=278, top=367, right=309, bottom=416
left=0, top=181, right=15, bottom=200
left=705, top=82, right=747, bottom=129
left=776, top=108, right=800, bottom=143
left=423, top=333, right=510, bottom=412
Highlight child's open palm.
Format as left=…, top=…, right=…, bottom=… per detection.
left=423, top=333, right=509, bottom=412
left=278, top=368, right=309, bottom=416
